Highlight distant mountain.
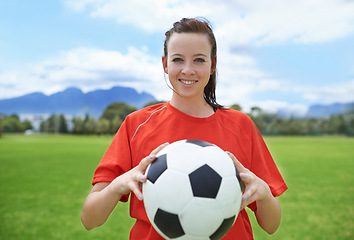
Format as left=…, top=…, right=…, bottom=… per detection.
left=306, top=102, right=354, bottom=118
left=0, top=86, right=156, bottom=118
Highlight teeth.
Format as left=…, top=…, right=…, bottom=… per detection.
left=181, top=80, right=195, bottom=85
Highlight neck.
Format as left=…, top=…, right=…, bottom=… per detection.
left=170, top=94, right=215, bottom=118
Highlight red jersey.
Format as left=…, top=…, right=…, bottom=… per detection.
left=93, top=102, right=287, bottom=240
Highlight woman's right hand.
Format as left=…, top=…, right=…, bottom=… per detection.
left=81, top=142, right=169, bottom=230
left=109, top=142, right=169, bottom=200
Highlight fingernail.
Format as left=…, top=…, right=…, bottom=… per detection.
left=226, top=151, right=231, bottom=155
left=138, top=194, right=143, bottom=200
left=140, top=176, right=145, bottom=182
left=241, top=173, right=246, bottom=179
left=163, top=142, right=169, bottom=146
left=149, top=155, right=155, bottom=160
left=243, top=195, right=247, bottom=201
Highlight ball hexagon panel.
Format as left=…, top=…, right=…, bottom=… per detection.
left=180, top=198, right=224, bottom=237
left=154, top=169, right=193, bottom=213
left=189, top=164, right=222, bottom=198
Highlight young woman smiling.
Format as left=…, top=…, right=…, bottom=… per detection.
left=81, top=17, right=287, bottom=240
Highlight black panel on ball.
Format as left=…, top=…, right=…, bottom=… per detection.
left=147, top=154, right=167, bottom=184
left=154, top=208, right=185, bottom=239
left=209, top=215, right=236, bottom=240
left=186, top=139, right=214, bottom=147
left=189, top=164, right=222, bottom=198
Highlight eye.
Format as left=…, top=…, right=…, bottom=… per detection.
left=195, top=58, right=206, bottom=63
left=172, top=58, right=183, bottom=62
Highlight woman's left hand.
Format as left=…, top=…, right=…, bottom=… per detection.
left=226, top=151, right=273, bottom=210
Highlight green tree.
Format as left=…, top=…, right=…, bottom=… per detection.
left=250, top=106, right=262, bottom=117
left=2, top=115, right=26, bottom=132
left=347, top=115, right=354, bottom=136
left=83, top=117, right=97, bottom=134
left=72, top=117, right=84, bottom=134
left=111, top=116, right=123, bottom=134
left=100, top=102, right=137, bottom=122
left=96, top=118, right=110, bottom=134
left=40, top=114, right=67, bottom=133
left=0, top=114, right=2, bottom=137
left=23, top=119, right=33, bottom=130
left=100, top=102, right=136, bottom=134
left=248, top=106, right=266, bottom=133
left=230, top=104, right=242, bottom=111
left=328, top=115, right=347, bottom=134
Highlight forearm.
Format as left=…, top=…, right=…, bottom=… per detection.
left=81, top=183, right=123, bottom=230
left=255, top=195, right=281, bottom=234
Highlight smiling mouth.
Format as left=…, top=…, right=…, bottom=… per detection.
left=179, top=79, right=197, bottom=85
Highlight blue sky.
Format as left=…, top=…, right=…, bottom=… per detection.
left=1, top=0, right=354, bottom=115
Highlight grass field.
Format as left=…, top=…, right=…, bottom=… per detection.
left=0, top=134, right=353, bottom=239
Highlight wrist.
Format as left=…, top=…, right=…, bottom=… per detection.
left=107, top=177, right=126, bottom=197
left=257, top=185, right=273, bottom=203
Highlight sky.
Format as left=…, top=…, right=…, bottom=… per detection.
left=1, top=0, right=354, bottom=115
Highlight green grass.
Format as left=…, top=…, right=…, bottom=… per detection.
left=249, top=136, right=354, bottom=239
left=0, top=134, right=135, bottom=240
left=0, top=134, right=353, bottom=239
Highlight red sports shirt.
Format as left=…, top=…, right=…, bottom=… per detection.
left=93, top=102, right=287, bottom=240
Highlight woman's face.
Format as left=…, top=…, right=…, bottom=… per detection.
left=163, top=33, right=215, bottom=101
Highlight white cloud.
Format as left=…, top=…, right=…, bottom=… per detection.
left=2, top=0, right=353, bottom=117
left=251, top=100, right=308, bottom=117
left=59, top=0, right=354, bottom=111
left=0, top=43, right=291, bottom=111
left=302, top=79, right=354, bottom=104
left=218, top=0, right=354, bottom=46
left=0, top=47, right=167, bottom=100
left=64, top=0, right=217, bottom=32
left=64, top=0, right=354, bottom=45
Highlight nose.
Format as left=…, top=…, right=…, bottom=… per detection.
left=181, top=62, right=195, bottom=76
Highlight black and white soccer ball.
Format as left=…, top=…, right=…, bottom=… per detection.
left=142, top=139, right=242, bottom=240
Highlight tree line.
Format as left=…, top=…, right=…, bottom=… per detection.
left=1, top=102, right=353, bottom=136
left=229, top=104, right=354, bottom=136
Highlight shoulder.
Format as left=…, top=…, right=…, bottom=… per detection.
left=216, top=108, right=258, bottom=137
left=218, top=108, right=253, bottom=125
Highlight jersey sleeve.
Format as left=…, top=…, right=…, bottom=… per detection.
left=247, top=119, right=287, bottom=211
left=92, top=118, right=133, bottom=202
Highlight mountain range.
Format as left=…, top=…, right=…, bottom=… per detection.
left=0, top=86, right=352, bottom=119
left=305, top=102, right=354, bottom=118
left=0, top=86, right=156, bottom=118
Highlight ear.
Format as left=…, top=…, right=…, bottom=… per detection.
left=162, top=56, right=168, bottom=74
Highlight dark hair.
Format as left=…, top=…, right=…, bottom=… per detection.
left=164, top=17, right=223, bottom=110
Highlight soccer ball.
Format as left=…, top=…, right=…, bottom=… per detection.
left=142, top=140, right=242, bottom=240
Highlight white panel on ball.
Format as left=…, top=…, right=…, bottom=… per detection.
left=166, top=142, right=206, bottom=174
left=154, top=169, right=193, bottom=213
left=202, top=146, right=236, bottom=177
left=180, top=198, right=223, bottom=237
left=216, top=176, right=242, bottom=218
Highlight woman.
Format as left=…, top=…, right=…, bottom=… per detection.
left=81, top=17, right=287, bottom=239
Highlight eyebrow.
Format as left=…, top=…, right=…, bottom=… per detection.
left=170, top=53, right=208, bottom=58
